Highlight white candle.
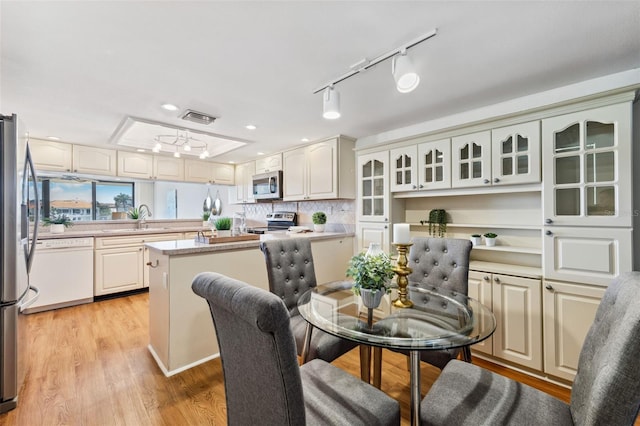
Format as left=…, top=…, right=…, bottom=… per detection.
left=393, top=223, right=411, bottom=244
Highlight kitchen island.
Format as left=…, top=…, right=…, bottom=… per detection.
left=145, top=232, right=354, bottom=376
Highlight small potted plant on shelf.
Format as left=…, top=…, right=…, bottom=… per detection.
left=424, top=209, right=447, bottom=238
left=43, top=211, right=73, bottom=234
left=312, top=211, right=327, bottom=233
left=214, top=217, right=232, bottom=237
left=346, top=251, right=395, bottom=309
left=484, top=232, right=498, bottom=247
left=202, top=211, right=211, bottom=227
left=470, top=234, right=482, bottom=246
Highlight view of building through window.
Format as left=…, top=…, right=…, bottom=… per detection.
left=34, top=178, right=135, bottom=222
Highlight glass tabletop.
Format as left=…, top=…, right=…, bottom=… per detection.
left=298, top=281, right=496, bottom=351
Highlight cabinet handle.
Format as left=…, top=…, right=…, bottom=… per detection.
left=146, top=260, right=159, bottom=268
left=74, top=169, right=78, bottom=173
left=494, top=277, right=501, bottom=284
left=483, top=179, right=490, bottom=184
left=545, top=284, right=554, bottom=291
left=483, top=276, right=490, bottom=281
left=493, top=178, right=500, bottom=183
left=546, top=230, right=553, bottom=236
left=66, top=169, right=71, bottom=172
left=419, top=184, right=424, bottom=189
left=412, top=185, right=417, bottom=189
left=545, top=218, right=553, bottom=224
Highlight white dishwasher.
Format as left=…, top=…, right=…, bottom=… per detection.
left=24, top=237, right=94, bottom=314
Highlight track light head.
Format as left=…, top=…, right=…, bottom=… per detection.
left=322, top=86, right=341, bottom=119
left=392, top=52, right=420, bottom=93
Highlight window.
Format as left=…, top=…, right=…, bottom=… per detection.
left=37, top=177, right=134, bottom=221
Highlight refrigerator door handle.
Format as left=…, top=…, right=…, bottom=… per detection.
left=19, top=285, right=39, bottom=312
left=22, top=141, right=39, bottom=273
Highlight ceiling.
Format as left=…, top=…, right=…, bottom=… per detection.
left=2, top=1, right=639, bottom=164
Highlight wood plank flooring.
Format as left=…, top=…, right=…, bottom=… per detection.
left=0, top=292, right=576, bottom=426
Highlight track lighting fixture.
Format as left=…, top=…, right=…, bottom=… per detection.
left=313, top=28, right=437, bottom=118
left=322, top=86, right=341, bottom=119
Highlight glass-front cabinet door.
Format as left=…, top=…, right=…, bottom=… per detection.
left=451, top=131, right=491, bottom=188
left=542, top=102, right=632, bottom=227
left=389, top=146, right=417, bottom=192
left=417, top=138, right=451, bottom=190
left=357, top=151, right=389, bottom=222
left=491, top=120, right=541, bottom=186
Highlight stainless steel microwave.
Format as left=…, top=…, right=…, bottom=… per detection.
left=252, top=170, right=283, bottom=200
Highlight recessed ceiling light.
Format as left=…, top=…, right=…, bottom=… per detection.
left=161, top=103, right=179, bottom=111
left=245, top=124, right=257, bottom=130
left=301, top=138, right=309, bottom=142
left=47, top=136, right=60, bottom=140
left=228, top=161, right=235, bottom=164
left=136, top=149, right=146, bottom=152
left=257, top=152, right=265, bottom=156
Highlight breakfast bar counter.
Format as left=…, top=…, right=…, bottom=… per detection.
left=145, top=232, right=354, bottom=376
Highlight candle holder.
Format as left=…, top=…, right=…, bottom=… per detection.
left=392, top=242, right=413, bottom=308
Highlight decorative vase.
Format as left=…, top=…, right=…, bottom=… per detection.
left=50, top=224, right=65, bottom=234
left=360, top=288, right=384, bottom=309
left=470, top=236, right=482, bottom=246
left=485, top=237, right=496, bottom=247
left=314, top=224, right=325, bottom=233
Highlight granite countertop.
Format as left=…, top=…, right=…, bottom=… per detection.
left=36, top=225, right=209, bottom=240
left=145, top=232, right=354, bottom=256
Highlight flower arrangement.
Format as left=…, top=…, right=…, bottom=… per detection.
left=346, top=251, right=395, bottom=296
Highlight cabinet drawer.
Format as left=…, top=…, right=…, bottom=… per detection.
left=95, top=233, right=182, bottom=249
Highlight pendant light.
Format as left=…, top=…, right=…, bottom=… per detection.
left=322, top=86, right=341, bottom=119
left=392, top=50, right=420, bottom=93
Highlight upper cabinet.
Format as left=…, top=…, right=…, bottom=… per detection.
left=357, top=151, right=389, bottom=223
left=390, top=138, right=451, bottom=192
left=542, top=103, right=632, bottom=227
left=282, top=136, right=355, bottom=201
left=153, top=156, right=184, bottom=181
left=255, top=153, right=282, bottom=174
left=117, top=152, right=155, bottom=179
left=30, top=140, right=116, bottom=176
left=452, top=123, right=540, bottom=189
left=184, top=159, right=235, bottom=185
left=231, top=161, right=255, bottom=204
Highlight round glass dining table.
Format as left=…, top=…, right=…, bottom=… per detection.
left=297, top=280, right=496, bottom=426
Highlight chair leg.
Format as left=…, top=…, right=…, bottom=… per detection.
left=301, top=323, right=313, bottom=364
left=462, top=345, right=472, bottom=363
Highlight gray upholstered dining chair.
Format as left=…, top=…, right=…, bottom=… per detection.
left=192, top=272, right=401, bottom=426
left=260, top=238, right=358, bottom=363
left=420, top=271, right=640, bottom=426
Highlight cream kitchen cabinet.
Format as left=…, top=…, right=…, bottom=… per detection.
left=355, top=222, right=390, bottom=253
left=282, top=137, right=355, bottom=201
left=452, top=122, right=540, bottom=189
left=390, top=138, right=451, bottom=192
left=95, top=233, right=182, bottom=296
left=117, top=152, right=186, bottom=181
left=543, top=280, right=605, bottom=381
left=311, top=236, right=355, bottom=284
left=468, top=269, right=542, bottom=370
left=357, top=151, right=390, bottom=223
left=231, top=161, right=255, bottom=204
left=184, top=159, right=235, bottom=185
left=30, top=139, right=117, bottom=176
left=255, top=153, right=282, bottom=174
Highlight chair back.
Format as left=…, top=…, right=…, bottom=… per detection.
left=570, top=271, right=640, bottom=425
left=260, top=239, right=317, bottom=316
left=407, top=237, right=472, bottom=295
left=192, top=272, right=306, bottom=426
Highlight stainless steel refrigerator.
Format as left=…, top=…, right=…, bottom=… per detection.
left=0, top=114, right=39, bottom=413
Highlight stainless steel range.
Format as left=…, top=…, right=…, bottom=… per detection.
left=247, top=211, right=297, bottom=234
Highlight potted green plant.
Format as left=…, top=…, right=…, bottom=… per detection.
left=484, top=232, right=498, bottom=247
left=470, top=234, right=482, bottom=246
left=312, top=211, right=327, bottom=233
left=426, top=209, right=447, bottom=237
left=127, top=207, right=146, bottom=220
left=202, top=211, right=211, bottom=227
left=43, top=211, right=73, bottom=234
left=214, top=217, right=232, bottom=237
left=346, top=251, right=395, bottom=309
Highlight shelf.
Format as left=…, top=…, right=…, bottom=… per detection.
left=411, top=223, right=541, bottom=231
left=394, top=183, right=542, bottom=198
left=471, top=245, right=541, bottom=255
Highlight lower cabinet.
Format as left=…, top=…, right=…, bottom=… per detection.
left=468, top=270, right=542, bottom=370
left=542, top=280, right=605, bottom=381
left=356, top=222, right=390, bottom=253
left=311, top=237, right=354, bottom=284
left=95, top=233, right=182, bottom=296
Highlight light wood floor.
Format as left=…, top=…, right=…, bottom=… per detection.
left=0, top=292, right=573, bottom=426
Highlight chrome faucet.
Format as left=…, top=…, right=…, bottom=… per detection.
left=137, top=204, right=153, bottom=229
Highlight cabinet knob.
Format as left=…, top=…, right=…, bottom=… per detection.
left=412, top=185, right=417, bottom=189
left=384, top=218, right=388, bottom=222
left=494, top=277, right=501, bottom=284
left=384, top=225, right=388, bottom=229
left=493, top=178, right=500, bottom=183
left=483, top=276, right=490, bottom=281
left=419, top=184, right=424, bottom=189
left=66, top=169, right=71, bottom=172
left=545, top=284, right=554, bottom=291
left=545, top=218, right=553, bottom=224
left=545, top=230, right=553, bottom=236
left=483, top=179, right=490, bottom=184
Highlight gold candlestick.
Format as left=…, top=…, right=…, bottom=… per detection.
left=392, top=243, right=413, bottom=308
